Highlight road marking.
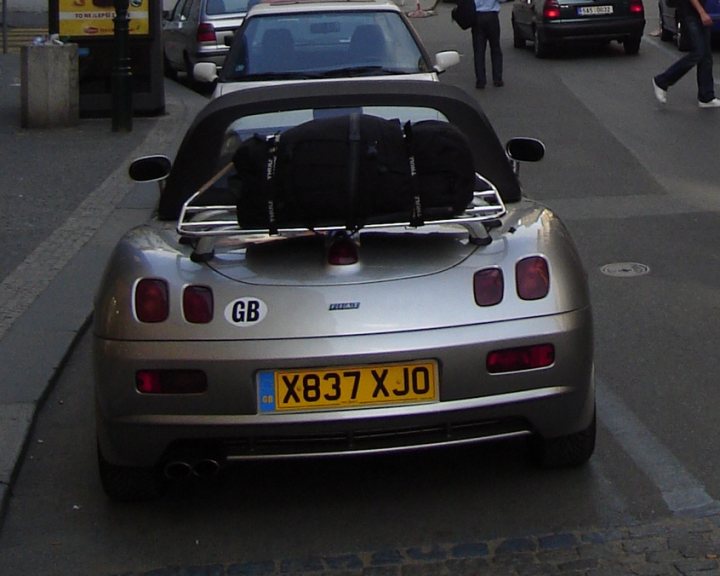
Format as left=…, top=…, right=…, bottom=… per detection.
left=597, top=377, right=717, bottom=514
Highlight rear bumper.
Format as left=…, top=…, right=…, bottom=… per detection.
left=95, top=308, right=594, bottom=467
left=539, top=17, right=645, bottom=43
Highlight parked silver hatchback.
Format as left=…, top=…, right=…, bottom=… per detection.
left=163, top=0, right=249, bottom=80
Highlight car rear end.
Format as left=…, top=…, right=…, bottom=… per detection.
left=94, top=205, right=594, bottom=475
left=538, top=0, right=645, bottom=45
left=196, top=0, right=248, bottom=69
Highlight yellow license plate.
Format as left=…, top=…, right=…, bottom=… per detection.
left=258, top=361, right=438, bottom=413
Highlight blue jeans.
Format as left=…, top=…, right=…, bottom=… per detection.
left=654, top=12, right=715, bottom=103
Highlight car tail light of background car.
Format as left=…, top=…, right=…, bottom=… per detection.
left=629, top=0, right=644, bottom=14
left=136, top=370, right=208, bottom=394
left=135, top=279, right=169, bottom=323
left=197, top=22, right=217, bottom=43
left=543, top=0, right=561, bottom=19
left=486, top=343, right=555, bottom=374
left=328, top=234, right=359, bottom=265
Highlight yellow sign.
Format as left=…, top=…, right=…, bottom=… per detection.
left=58, top=0, right=150, bottom=37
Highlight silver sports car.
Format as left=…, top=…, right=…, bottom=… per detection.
left=94, top=80, right=595, bottom=501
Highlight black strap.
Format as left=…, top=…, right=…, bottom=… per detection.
left=264, top=134, right=279, bottom=235
left=404, top=121, right=424, bottom=227
left=346, top=113, right=361, bottom=231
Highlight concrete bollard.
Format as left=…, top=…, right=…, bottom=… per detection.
left=20, top=43, right=79, bottom=128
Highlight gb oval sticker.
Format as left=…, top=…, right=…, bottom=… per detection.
left=224, top=298, right=268, bottom=327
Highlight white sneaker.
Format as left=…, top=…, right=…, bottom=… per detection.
left=698, top=98, right=720, bottom=108
left=652, top=79, right=667, bottom=104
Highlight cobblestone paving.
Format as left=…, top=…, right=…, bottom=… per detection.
left=108, top=509, right=720, bottom=576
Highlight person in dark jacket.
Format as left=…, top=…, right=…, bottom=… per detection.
left=471, top=0, right=503, bottom=89
left=653, top=0, right=720, bottom=107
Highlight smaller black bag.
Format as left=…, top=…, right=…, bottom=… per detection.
left=452, top=0, right=476, bottom=30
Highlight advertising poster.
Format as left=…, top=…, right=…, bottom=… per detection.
left=58, top=0, right=150, bottom=37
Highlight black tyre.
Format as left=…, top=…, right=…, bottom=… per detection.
left=660, top=27, right=674, bottom=41
left=512, top=20, right=526, bottom=48
left=163, top=53, right=178, bottom=80
left=98, top=446, right=166, bottom=502
left=533, top=28, right=549, bottom=58
left=528, top=409, right=596, bottom=468
left=624, top=35, right=641, bottom=55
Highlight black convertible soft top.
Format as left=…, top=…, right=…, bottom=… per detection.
left=159, top=80, right=523, bottom=221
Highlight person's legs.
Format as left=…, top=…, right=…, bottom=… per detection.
left=655, top=13, right=704, bottom=90
left=487, top=12, right=503, bottom=84
left=695, top=25, right=715, bottom=102
left=472, top=16, right=489, bottom=88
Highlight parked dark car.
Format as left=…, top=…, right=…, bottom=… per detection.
left=512, top=0, right=646, bottom=57
left=163, top=0, right=249, bottom=80
left=658, top=0, right=720, bottom=50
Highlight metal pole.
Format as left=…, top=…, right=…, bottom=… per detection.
left=112, top=0, right=132, bottom=132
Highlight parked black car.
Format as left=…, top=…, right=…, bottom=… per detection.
left=512, top=0, right=646, bottom=57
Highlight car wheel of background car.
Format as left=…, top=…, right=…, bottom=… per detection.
left=533, top=28, right=550, bottom=58
left=183, top=53, right=196, bottom=83
left=512, top=20, right=526, bottom=48
left=527, top=409, right=596, bottom=468
left=163, top=54, right=178, bottom=80
left=98, top=445, right=166, bottom=502
left=623, top=35, right=641, bottom=54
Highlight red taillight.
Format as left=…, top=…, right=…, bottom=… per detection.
left=197, top=23, right=217, bottom=43
left=136, top=370, right=208, bottom=394
left=328, top=235, right=359, bottom=265
left=516, top=256, right=550, bottom=300
left=183, top=285, right=213, bottom=323
left=487, top=344, right=555, bottom=374
left=629, top=0, right=644, bottom=14
left=543, top=0, right=561, bottom=19
left=135, top=279, right=169, bottom=323
left=473, top=268, right=504, bottom=306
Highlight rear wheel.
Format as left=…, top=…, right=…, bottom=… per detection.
left=624, top=35, right=641, bottom=55
left=528, top=409, right=596, bottom=468
left=98, top=445, right=166, bottom=502
left=533, top=28, right=550, bottom=58
left=512, top=20, right=526, bottom=48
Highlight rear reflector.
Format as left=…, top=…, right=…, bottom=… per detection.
left=183, top=285, right=213, bottom=323
left=473, top=268, right=504, bottom=306
left=136, top=370, right=208, bottom=394
left=487, top=344, right=555, bottom=374
left=135, top=279, right=169, bottom=323
left=516, top=256, right=550, bottom=300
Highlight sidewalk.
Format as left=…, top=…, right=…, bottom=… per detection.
left=0, top=49, right=208, bottom=521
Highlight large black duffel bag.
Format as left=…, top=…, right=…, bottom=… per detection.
left=231, top=113, right=475, bottom=232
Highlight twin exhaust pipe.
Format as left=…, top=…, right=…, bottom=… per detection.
left=163, top=458, right=221, bottom=480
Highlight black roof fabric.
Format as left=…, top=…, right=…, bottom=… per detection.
left=159, top=80, right=523, bottom=221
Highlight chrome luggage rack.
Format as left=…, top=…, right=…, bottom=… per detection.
left=177, top=173, right=507, bottom=261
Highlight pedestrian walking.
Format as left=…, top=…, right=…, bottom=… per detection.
left=652, top=0, right=720, bottom=108
left=471, top=0, right=504, bottom=89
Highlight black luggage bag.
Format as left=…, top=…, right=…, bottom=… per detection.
left=231, top=113, right=476, bottom=232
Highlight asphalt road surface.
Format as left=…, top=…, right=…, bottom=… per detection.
left=2, top=2, right=720, bottom=575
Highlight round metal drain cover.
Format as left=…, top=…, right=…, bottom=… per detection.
left=600, top=262, right=650, bottom=277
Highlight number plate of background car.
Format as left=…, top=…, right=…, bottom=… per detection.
left=258, top=361, right=438, bottom=413
left=577, top=5, right=613, bottom=14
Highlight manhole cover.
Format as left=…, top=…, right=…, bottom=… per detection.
left=600, top=262, right=650, bottom=277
